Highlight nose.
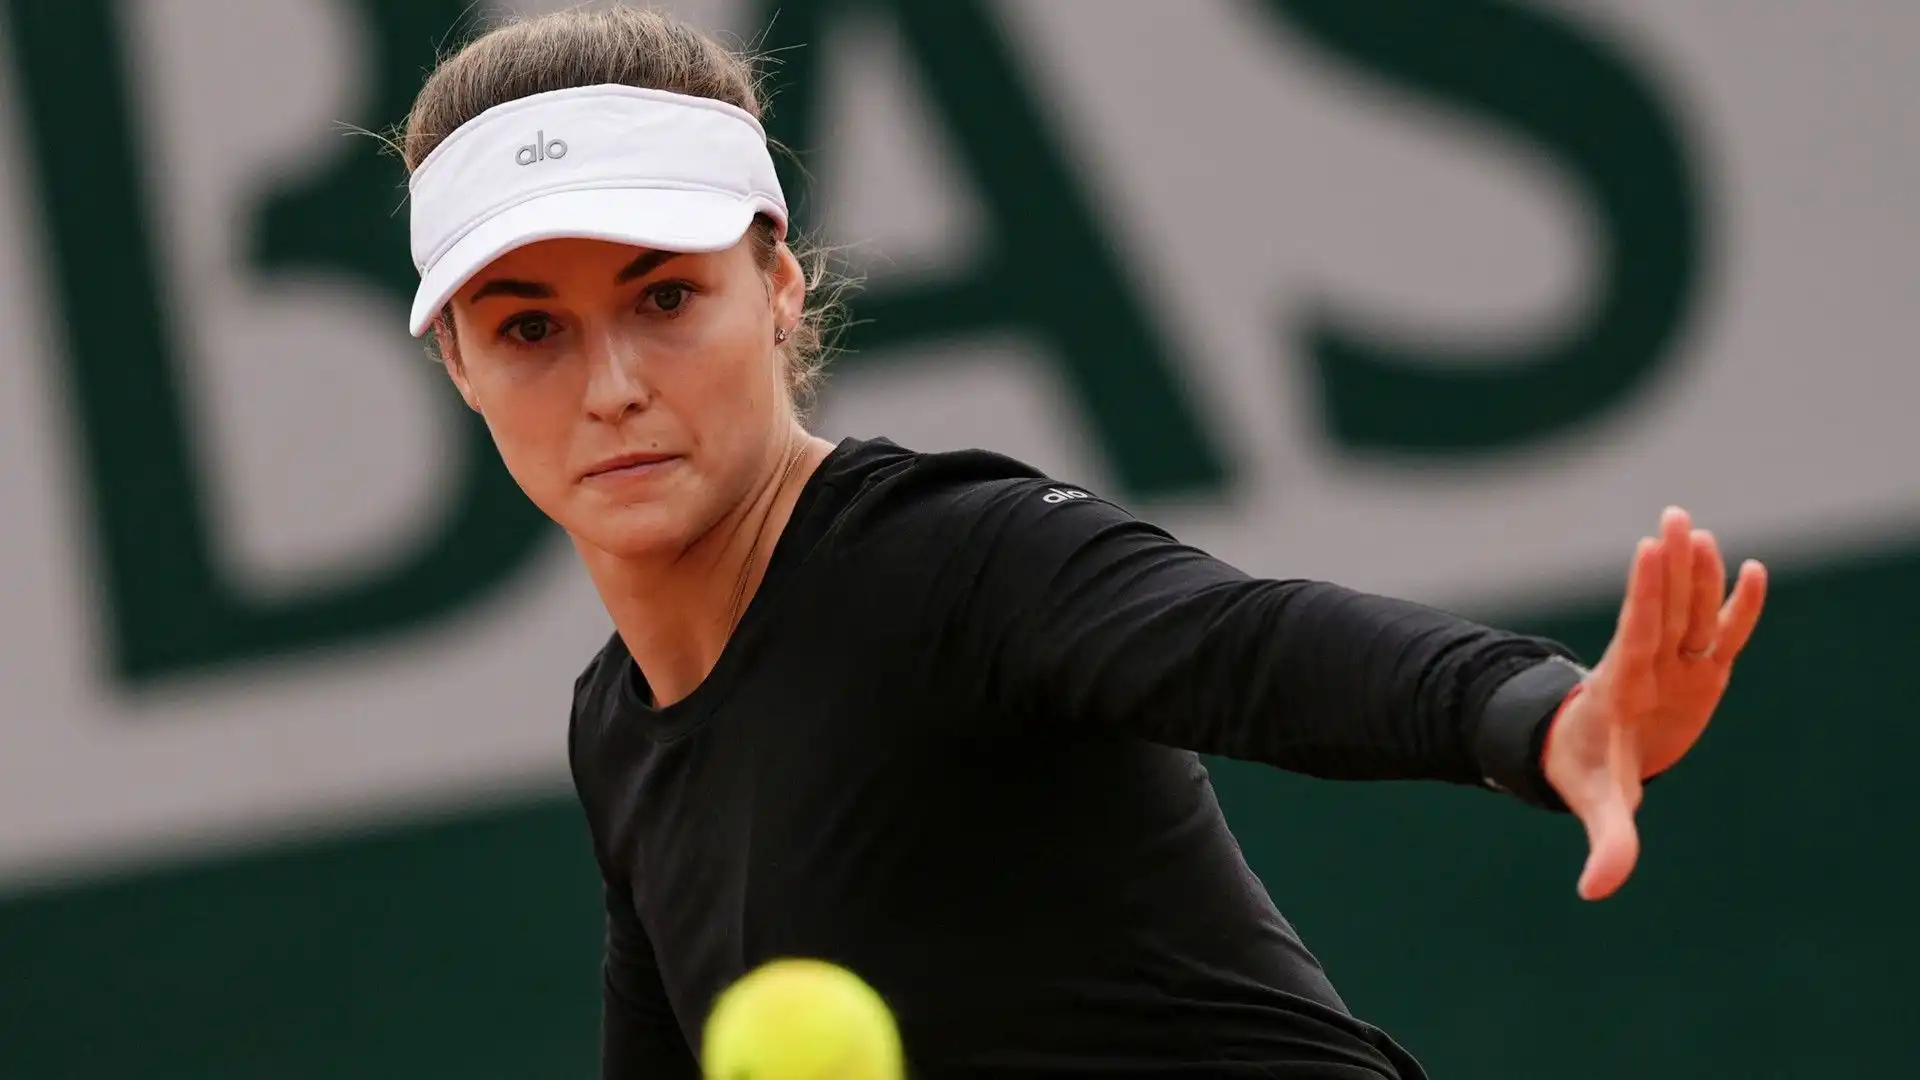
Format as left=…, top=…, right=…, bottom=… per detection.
left=581, top=323, right=653, bottom=423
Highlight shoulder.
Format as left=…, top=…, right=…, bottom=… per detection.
left=566, top=630, right=647, bottom=879
left=825, top=437, right=1141, bottom=547
left=566, top=629, right=631, bottom=787
left=815, top=436, right=1046, bottom=500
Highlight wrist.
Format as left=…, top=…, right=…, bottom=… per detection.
left=1537, top=678, right=1587, bottom=804
left=1539, top=679, right=1586, bottom=773
left=1475, top=655, right=1585, bottom=812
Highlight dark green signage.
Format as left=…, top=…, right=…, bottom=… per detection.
left=6, top=0, right=1700, bottom=688
left=1259, top=0, right=1704, bottom=456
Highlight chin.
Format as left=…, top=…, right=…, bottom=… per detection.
left=566, top=501, right=708, bottom=561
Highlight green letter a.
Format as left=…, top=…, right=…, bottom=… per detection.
left=754, top=0, right=1233, bottom=500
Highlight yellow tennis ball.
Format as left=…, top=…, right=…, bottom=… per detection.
left=702, top=958, right=904, bottom=1080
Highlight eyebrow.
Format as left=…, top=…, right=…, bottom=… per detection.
left=465, top=250, right=686, bottom=305
left=466, top=278, right=551, bottom=304
left=615, top=249, right=683, bottom=284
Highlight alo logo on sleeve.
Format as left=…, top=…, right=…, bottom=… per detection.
left=1042, top=487, right=1092, bottom=504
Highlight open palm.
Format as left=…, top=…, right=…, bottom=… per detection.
left=1544, top=507, right=1768, bottom=901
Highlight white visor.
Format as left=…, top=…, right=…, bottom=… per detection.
left=406, top=84, right=788, bottom=337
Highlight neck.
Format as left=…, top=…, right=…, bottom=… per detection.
left=577, top=428, right=835, bottom=708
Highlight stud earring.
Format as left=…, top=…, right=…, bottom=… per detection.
left=774, top=326, right=790, bottom=344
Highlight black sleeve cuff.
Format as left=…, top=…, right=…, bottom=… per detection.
left=1474, top=656, right=1586, bottom=813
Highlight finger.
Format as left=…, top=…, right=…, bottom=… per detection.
left=1660, top=507, right=1694, bottom=655
left=1612, top=537, right=1663, bottom=668
left=1567, top=772, right=1643, bottom=901
left=1714, top=559, right=1769, bottom=659
left=1681, top=529, right=1725, bottom=657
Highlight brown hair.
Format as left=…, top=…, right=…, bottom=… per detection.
left=398, top=6, right=846, bottom=413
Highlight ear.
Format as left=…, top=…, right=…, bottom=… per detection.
left=769, top=242, right=805, bottom=334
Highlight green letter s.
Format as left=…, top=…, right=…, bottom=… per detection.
left=1256, top=0, right=1706, bottom=455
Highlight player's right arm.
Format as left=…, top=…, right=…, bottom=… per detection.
left=601, top=876, right=699, bottom=1080
left=571, top=657, right=699, bottom=1080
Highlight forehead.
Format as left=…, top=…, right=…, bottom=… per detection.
left=476, top=237, right=655, bottom=280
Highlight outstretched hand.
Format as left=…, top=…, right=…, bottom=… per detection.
left=1544, top=507, right=1767, bottom=901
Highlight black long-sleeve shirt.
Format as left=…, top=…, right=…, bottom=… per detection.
left=567, top=437, right=1585, bottom=1079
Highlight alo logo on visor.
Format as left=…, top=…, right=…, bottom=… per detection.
left=515, top=131, right=569, bottom=166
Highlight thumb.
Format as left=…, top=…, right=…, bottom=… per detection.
left=1569, top=776, right=1642, bottom=901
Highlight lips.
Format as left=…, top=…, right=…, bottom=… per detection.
left=582, top=451, right=680, bottom=481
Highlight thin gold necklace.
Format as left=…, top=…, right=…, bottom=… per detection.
left=724, top=445, right=805, bottom=635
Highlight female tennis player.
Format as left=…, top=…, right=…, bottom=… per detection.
left=398, top=9, right=1766, bottom=1079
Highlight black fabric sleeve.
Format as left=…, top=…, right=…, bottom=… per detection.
left=600, top=879, right=699, bottom=1080
left=568, top=665, right=699, bottom=1080
left=940, top=474, right=1586, bottom=810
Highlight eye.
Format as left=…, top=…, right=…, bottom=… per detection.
left=499, top=312, right=558, bottom=345
left=641, top=281, right=694, bottom=315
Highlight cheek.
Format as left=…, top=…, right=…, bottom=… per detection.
left=469, top=364, right=580, bottom=499
left=663, top=301, right=785, bottom=433
left=695, top=359, right=781, bottom=485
